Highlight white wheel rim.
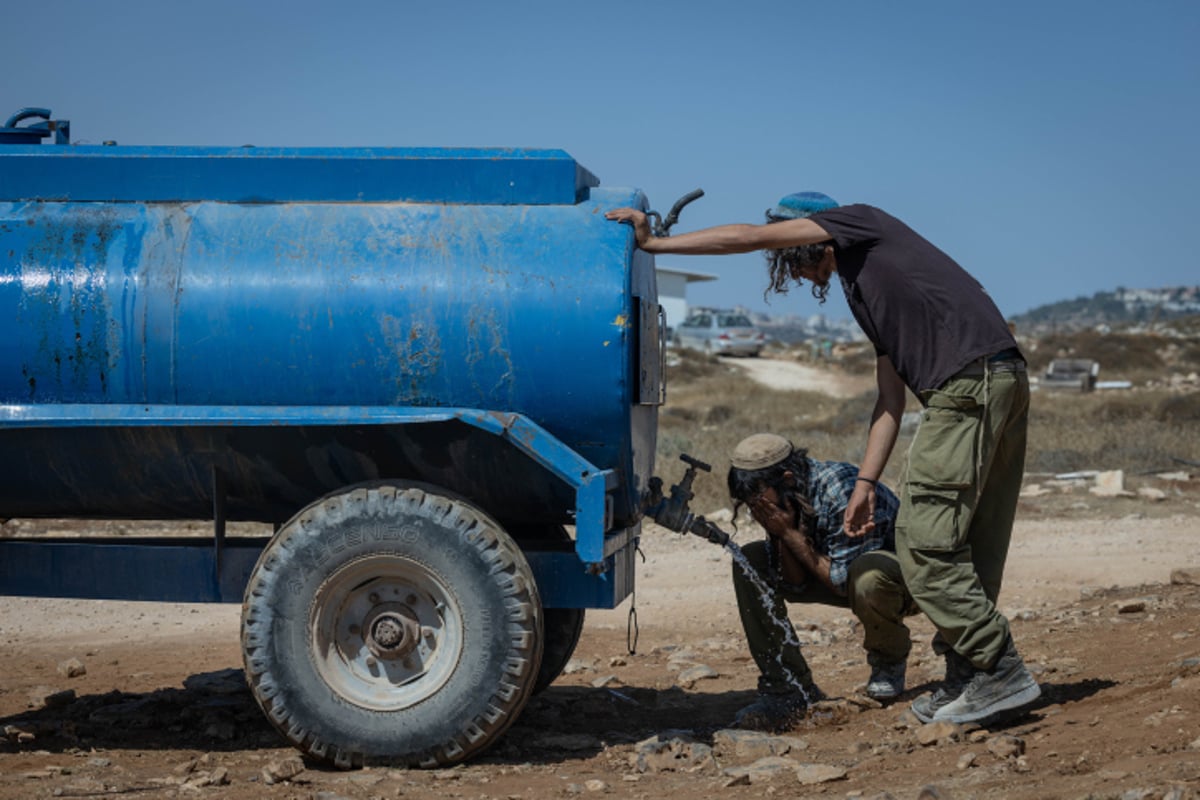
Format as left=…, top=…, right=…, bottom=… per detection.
left=310, top=555, right=464, bottom=711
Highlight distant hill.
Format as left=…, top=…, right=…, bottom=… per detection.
left=1012, top=286, right=1200, bottom=335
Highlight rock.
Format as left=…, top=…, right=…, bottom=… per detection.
left=917, top=787, right=947, bottom=800
left=722, top=773, right=751, bottom=787
left=565, top=783, right=584, bottom=794
left=916, top=721, right=963, bottom=746
left=590, top=674, right=617, bottom=689
left=893, top=708, right=923, bottom=729
left=1137, top=487, right=1167, bottom=501
left=677, top=664, right=718, bottom=687
left=584, top=779, right=608, bottom=792
left=712, top=729, right=807, bottom=761
left=793, top=763, right=847, bottom=784
left=1114, top=599, right=1146, bottom=614
left=187, top=767, right=231, bottom=788
left=956, top=752, right=977, bottom=769
left=1019, top=483, right=1051, bottom=497
left=1190, top=736, right=1200, bottom=751
left=721, top=756, right=797, bottom=784
left=57, top=658, right=87, bottom=678
left=3, top=724, right=34, bottom=743
left=29, top=686, right=76, bottom=709
left=633, top=732, right=714, bottom=774
left=986, top=734, right=1026, bottom=759
left=665, top=650, right=700, bottom=670
left=1171, top=568, right=1200, bottom=586
left=608, top=656, right=627, bottom=667
left=561, top=658, right=596, bottom=675
left=1090, top=470, right=1130, bottom=496
left=843, top=694, right=883, bottom=710
left=261, top=755, right=305, bottom=785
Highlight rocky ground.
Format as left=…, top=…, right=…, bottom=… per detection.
left=2, top=507, right=1199, bottom=800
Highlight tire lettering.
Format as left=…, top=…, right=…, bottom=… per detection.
left=327, top=529, right=346, bottom=554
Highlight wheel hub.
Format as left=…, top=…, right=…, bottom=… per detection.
left=310, top=558, right=464, bottom=712
left=363, top=604, right=421, bottom=659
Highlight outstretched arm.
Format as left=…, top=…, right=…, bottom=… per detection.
left=605, top=208, right=830, bottom=254
left=843, top=355, right=906, bottom=538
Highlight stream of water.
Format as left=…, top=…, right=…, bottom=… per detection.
left=722, top=537, right=815, bottom=706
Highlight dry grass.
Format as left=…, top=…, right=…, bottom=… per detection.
left=1022, top=328, right=1200, bottom=385
left=1025, top=390, right=1200, bottom=474
left=657, top=349, right=1200, bottom=515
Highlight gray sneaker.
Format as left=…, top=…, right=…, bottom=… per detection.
left=911, top=649, right=974, bottom=723
left=932, top=638, right=1041, bottom=724
left=866, top=661, right=907, bottom=701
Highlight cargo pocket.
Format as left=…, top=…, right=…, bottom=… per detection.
left=898, top=391, right=981, bottom=551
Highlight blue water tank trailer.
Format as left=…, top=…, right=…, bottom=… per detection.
left=0, top=109, right=665, bottom=767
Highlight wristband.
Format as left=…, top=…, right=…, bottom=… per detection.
left=855, top=476, right=877, bottom=486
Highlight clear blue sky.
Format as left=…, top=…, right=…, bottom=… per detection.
left=7, top=0, right=1198, bottom=322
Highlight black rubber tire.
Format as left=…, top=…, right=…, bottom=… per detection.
left=509, top=525, right=585, bottom=695
left=241, top=481, right=542, bottom=768
left=536, top=606, right=585, bottom=694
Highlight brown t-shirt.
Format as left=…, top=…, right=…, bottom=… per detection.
left=808, top=204, right=1017, bottom=395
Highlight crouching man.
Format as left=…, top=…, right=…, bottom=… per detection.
left=727, top=433, right=915, bottom=732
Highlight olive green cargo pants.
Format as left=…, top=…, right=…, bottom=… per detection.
left=732, top=539, right=914, bottom=694
left=895, top=365, right=1030, bottom=670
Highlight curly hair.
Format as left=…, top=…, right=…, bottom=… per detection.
left=762, top=217, right=833, bottom=304
left=726, top=446, right=816, bottom=534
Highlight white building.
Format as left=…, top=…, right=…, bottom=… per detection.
left=655, top=265, right=717, bottom=330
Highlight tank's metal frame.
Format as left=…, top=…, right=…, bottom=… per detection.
left=0, top=405, right=635, bottom=608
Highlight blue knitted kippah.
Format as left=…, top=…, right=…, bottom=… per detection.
left=767, top=191, right=839, bottom=220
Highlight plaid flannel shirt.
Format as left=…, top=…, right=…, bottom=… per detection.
left=804, top=458, right=899, bottom=596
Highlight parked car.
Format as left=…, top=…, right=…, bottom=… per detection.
left=674, top=310, right=765, bottom=356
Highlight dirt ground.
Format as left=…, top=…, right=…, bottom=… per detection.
left=2, top=507, right=1199, bottom=800
left=1, top=357, right=1198, bottom=799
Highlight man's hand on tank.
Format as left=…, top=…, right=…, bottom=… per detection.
left=605, top=207, right=654, bottom=249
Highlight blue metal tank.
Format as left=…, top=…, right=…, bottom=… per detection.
left=0, top=110, right=663, bottom=602
left=0, top=109, right=672, bottom=767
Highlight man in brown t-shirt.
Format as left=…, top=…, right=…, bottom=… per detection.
left=608, top=192, right=1040, bottom=726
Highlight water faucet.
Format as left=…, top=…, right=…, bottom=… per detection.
left=642, top=454, right=730, bottom=547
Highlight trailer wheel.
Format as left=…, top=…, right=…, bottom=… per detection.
left=241, top=482, right=542, bottom=768
left=537, top=605, right=585, bottom=693
left=515, top=525, right=586, bottom=694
